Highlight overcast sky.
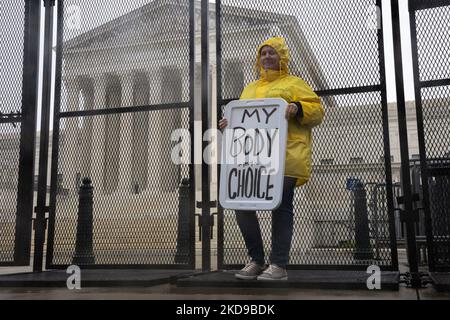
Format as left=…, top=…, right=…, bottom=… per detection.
left=2, top=0, right=419, bottom=134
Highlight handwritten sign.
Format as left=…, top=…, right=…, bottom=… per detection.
left=219, top=99, right=287, bottom=211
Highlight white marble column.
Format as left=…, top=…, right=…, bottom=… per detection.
left=60, top=77, right=80, bottom=192
left=118, top=73, right=134, bottom=193
left=80, top=82, right=94, bottom=180
left=156, top=66, right=183, bottom=193
left=130, top=74, right=150, bottom=194
left=147, top=68, right=163, bottom=192
left=90, top=75, right=106, bottom=193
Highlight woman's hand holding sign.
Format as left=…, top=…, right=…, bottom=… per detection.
left=219, top=117, right=228, bottom=130
left=285, top=103, right=298, bottom=120
left=219, top=99, right=288, bottom=212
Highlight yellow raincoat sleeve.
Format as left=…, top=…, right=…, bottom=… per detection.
left=291, top=78, right=324, bottom=128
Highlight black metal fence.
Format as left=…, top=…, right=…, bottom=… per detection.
left=216, top=0, right=398, bottom=270
left=1, top=0, right=449, bottom=276
left=0, top=0, right=40, bottom=266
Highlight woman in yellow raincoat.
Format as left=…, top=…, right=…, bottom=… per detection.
left=219, top=37, right=324, bottom=281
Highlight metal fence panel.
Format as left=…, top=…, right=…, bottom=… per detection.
left=410, top=0, right=450, bottom=271
left=217, top=0, right=398, bottom=270
left=0, top=0, right=40, bottom=266
left=46, top=0, right=195, bottom=268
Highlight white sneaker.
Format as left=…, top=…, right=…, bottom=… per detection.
left=257, top=264, right=288, bottom=281
left=235, top=261, right=265, bottom=280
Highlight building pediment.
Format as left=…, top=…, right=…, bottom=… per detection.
left=64, top=0, right=188, bottom=51
left=63, top=0, right=295, bottom=52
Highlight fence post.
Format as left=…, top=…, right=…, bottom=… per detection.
left=175, top=178, right=190, bottom=263
left=392, top=0, right=421, bottom=287
left=73, top=178, right=95, bottom=265
left=353, top=181, right=373, bottom=260
left=33, top=0, right=56, bottom=272
left=14, top=0, right=41, bottom=267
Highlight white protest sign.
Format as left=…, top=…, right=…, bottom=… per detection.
left=219, top=98, right=288, bottom=211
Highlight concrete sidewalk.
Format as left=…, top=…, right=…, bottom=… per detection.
left=0, top=282, right=449, bottom=300
left=1, top=249, right=448, bottom=300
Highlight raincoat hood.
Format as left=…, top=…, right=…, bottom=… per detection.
left=241, top=37, right=324, bottom=187
left=256, top=37, right=290, bottom=82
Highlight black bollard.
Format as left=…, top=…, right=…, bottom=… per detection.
left=73, top=177, right=95, bottom=265
left=353, top=181, right=373, bottom=260
left=175, top=178, right=190, bottom=264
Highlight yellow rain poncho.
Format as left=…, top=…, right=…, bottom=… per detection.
left=240, top=37, right=324, bottom=187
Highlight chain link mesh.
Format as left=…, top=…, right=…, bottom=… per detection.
left=413, top=4, right=450, bottom=270
left=220, top=91, right=394, bottom=267
left=0, top=1, right=26, bottom=264
left=0, top=125, right=21, bottom=263
left=0, top=1, right=25, bottom=115
left=415, top=6, right=450, bottom=82
left=421, top=86, right=450, bottom=160
left=48, top=0, right=193, bottom=267
left=60, top=0, right=191, bottom=112
left=51, top=109, right=191, bottom=266
left=220, top=0, right=381, bottom=101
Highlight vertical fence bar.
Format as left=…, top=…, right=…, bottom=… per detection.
left=377, top=0, right=399, bottom=270
left=408, top=0, right=436, bottom=272
left=188, top=0, right=196, bottom=270
left=46, top=0, right=64, bottom=269
left=201, top=0, right=211, bottom=271
left=215, top=0, right=224, bottom=271
left=33, top=0, right=56, bottom=272
left=391, top=0, right=420, bottom=286
left=13, top=0, right=41, bottom=265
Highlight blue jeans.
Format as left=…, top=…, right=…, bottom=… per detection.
left=235, top=176, right=297, bottom=268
